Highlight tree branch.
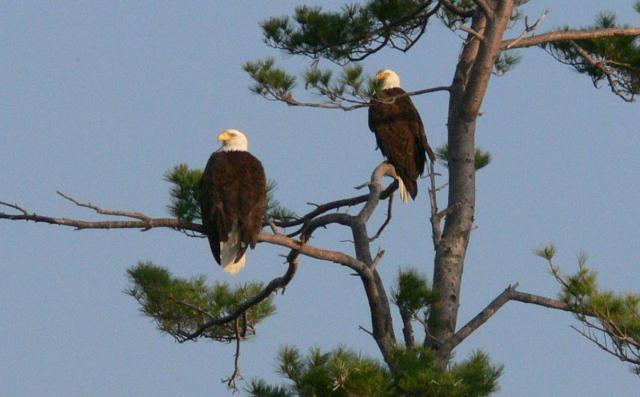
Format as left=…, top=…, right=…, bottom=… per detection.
left=369, top=193, right=393, bottom=242
left=569, top=40, right=634, bottom=102
left=181, top=252, right=300, bottom=342
left=222, top=318, right=243, bottom=392
left=274, top=181, right=398, bottom=232
left=504, top=9, right=549, bottom=50
left=501, top=28, right=640, bottom=50
left=265, top=85, right=451, bottom=112
left=56, top=191, right=150, bottom=221
left=444, top=283, right=595, bottom=351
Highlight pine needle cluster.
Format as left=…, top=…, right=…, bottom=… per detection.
left=247, top=345, right=502, bottom=397
left=542, top=11, right=640, bottom=101
left=126, top=262, right=275, bottom=341
left=536, top=246, right=640, bottom=373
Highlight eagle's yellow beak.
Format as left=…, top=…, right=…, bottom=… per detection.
left=375, top=71, right=388, bottom=81
left=218, top=131, right=232, bottom=141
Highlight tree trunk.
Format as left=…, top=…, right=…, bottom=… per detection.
left=427, top=1, right=514, bottom=367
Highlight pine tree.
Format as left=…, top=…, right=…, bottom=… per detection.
left=2, top=1, right=639, bottom=395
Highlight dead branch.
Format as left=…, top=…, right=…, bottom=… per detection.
left=369, top=193, right=393, bottom=242
left=275, top=181, right=398, bottom=233
left=0, top=206, right=198, bottom=232
left=501, top=27, right=640, bottom=50
left=222, top=318, right=243, bottom=391
left=56, top=191, right=150, bottom=220
left=358, top=163, right=398, bottom=223
left=505, top=9, right=549, bottom=49
left=0, top=197, right=367, bottom=271
left=444, top=283, right=597, bottom=351
left=1, top=162, right=400, bottom=369
left=427, top=162, right=442, bottom=248
left=370, top=249, right=385, bottom=272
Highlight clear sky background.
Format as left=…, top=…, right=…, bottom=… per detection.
left=1, top=1, right=639, bottom=396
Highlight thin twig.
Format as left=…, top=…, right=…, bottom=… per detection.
left=358, top=325, right=374, bottom=337
left=0, top=201, right=28, bottom=215
left=369, top=194, right=393, bottom=242
left=222, top=318, right=243, bottom=391
left=370, top=249, right=385, bottom=271
left=505, top=9, right=549, bottom=49
left=57, top=191, right=150, bottom=220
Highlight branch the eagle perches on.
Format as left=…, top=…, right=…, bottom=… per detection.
left=1, top=161, right=588, bottom=366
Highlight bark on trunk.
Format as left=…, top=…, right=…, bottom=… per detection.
left=427, top=1, right=515, bottom=367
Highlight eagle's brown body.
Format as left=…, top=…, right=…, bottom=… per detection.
left=368, top=86, right=435, bottom=201
left=200, top=150, right=266, bottom=273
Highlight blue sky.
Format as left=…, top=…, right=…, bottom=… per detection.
left=1, top=1, right=639, bottom=396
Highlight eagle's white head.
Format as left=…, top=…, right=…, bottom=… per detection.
left=218, top=129, right=249, bottom=152
left=376, top=69, right=401, bottom=90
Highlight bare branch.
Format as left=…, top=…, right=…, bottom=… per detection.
left=445, top=283, right=595, bottom=351
left=370, top=248, right=385, bottom=272
left=369, top=193, right=393, bottom=242
left=358, top=325, right=374, bottom=337
left=501, top=28, right=640, bottom=50
left=259, top=232, right=365, bottom=272
left=358, top=163, right=398, bottom=223
left=0, top=207, right=200, bottom=232
left=298, top=212, right=353, bottom=241
left=0, top=201, right=28, bottom=215
left=57, top=191, right=150, bottom=220
left=444, top=284, right=519, bottom=351
left=427, top=162, right=442, bottom=248
left=222, top=318, right=243, bottom=391
left=275, top=181, right=398, bottom=232
left=505, top=9, right=549, bottom=49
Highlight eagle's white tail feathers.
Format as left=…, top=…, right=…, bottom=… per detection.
left=219, top=222, right=247, bottom=274
left=397, top=177, right=410, bottom=204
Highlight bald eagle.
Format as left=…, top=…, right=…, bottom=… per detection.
left=368, top=69, right=436, bottom=203
left=200, top=129, right=267, bottom=274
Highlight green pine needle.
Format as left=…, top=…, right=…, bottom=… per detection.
left=436, top=144, right=492, bottom=171
left=534, top=243, right=556, bottom=260
left=126, top=261, right=276, bottom=341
